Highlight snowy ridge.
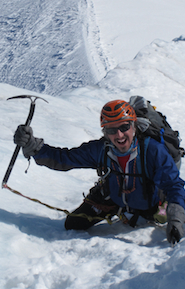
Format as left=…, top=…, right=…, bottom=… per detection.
left=81, top=0, right=114, bottom=82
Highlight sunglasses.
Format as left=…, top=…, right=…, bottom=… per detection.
left=104, top=122, right=131, bottom=135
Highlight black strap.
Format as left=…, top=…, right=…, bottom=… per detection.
left=138, top=136, right=153, bottom=210
left=111, top=170, right=142, bottom=177
left=97, top=143, right=109, bottom=177
left=138, top=136, right=147, bottom=200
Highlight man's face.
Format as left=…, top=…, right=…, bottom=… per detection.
left=105, top=121, right=135, bottom=153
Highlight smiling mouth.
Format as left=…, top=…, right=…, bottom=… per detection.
left=117, top=139, right=127, bottom=145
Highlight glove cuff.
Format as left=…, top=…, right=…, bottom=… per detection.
left=167, top=203, right=185, bottom=224
left=22, top=137, right=44, bottom=158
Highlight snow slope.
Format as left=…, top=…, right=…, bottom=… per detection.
left=0, top=0, right=99, bottom=95
left=1, top=0, right=185, bottom=288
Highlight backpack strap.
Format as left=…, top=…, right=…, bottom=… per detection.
left=96, top=142, right=112, bottom=198
left=97, top=138, right=156, bottom=227
left=138, top=136, right=147, bottom=200
left=137, top=135, right=154, bottom=210
left=97, top=141, right=110, bottom=176
left=128, top=136, right=155, bottom=227
left=97, top=138, right=155, bottom=211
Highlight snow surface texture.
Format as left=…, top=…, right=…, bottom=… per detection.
left=1, top=0, right=185, bottom=288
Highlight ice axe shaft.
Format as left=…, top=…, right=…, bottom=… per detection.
left=2, top=95, right=48, bottom=188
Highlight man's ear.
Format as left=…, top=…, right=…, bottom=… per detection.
left=132, top=123, right=136, bottom=137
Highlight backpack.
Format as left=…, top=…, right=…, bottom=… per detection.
left=128, top=95, right=185, bottom=223
left=129, top=95, right=185, bottom=169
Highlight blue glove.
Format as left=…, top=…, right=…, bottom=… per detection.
left=14, top=125, right=44, bottom=158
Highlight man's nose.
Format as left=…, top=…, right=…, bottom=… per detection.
left=116, top=129, right=124, bottom=137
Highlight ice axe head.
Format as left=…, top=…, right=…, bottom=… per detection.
left=7, top=95, right=48, bottom=126
left=7, top=95, right=49, bottom=104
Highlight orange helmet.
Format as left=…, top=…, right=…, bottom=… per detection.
left=100, top=100, right=137, bottom=127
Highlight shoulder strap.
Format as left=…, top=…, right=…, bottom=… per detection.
left=138, top=136, right=147, bottom=200
left=138, top=136, right=154, bottom=210
left=97, top=142, right=110, bottom=177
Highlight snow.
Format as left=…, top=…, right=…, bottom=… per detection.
left=1, top=0, right=185, bottom=288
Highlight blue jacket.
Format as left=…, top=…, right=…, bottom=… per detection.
left=33, top=137, right=185, bottom=211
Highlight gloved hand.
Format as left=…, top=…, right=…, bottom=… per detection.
left=14, top=125, right=44, bottom=158
left=166, top=203, right=185, bottom=245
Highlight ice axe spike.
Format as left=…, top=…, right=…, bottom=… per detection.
left=2, top=95, right=48, bottom=188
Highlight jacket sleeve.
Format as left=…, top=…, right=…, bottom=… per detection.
left=146, top=138, right=185, bottom=209
left=33, top=138, right=105, bottom=171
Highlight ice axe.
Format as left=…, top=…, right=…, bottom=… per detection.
left=2, top=95, right=48, bottom=188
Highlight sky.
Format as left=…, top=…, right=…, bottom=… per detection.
left=1, top=0, right=185, bottom=288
